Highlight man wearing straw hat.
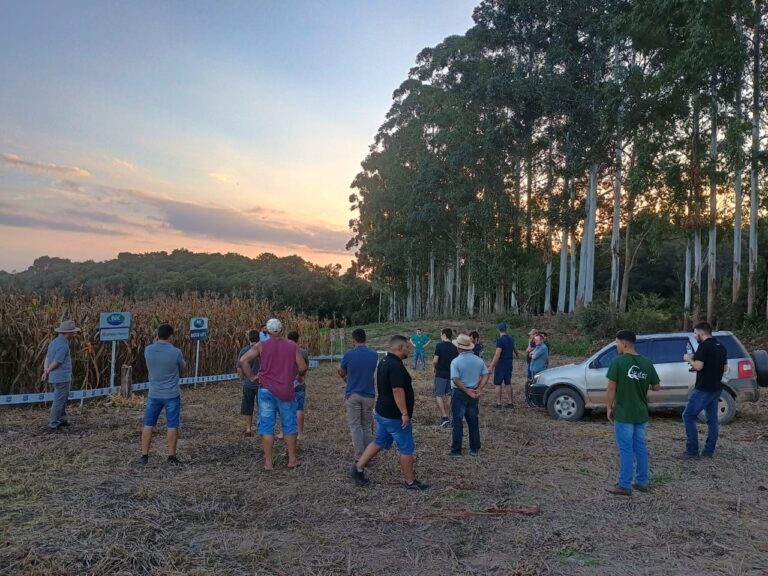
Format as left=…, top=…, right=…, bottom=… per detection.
left=449, top=334, right=489, bottom=457
left=42, top=319, right=80, bottom=432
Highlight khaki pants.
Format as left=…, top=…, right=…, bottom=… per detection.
left=345, top=394, right=375, bottom=459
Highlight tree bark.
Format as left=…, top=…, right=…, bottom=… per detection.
left=584, top=163, right=599, bottom=305
left=706, top=78, right=718, bottom=324
left=610, top=105, right=624, bottom=309
left=544, top=228, right=553, bottom=313
left=691, top=94, right=703, bottom=321
left=732, top=17, right=744, bottom=304
left=569, top=231, right=577, bottom=313
left=619, top=203, right=633, bottom=313
left=748, top=0, right=761, bottom=316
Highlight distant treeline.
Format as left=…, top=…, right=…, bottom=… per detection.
left=0, top=250, right=378, bottom=323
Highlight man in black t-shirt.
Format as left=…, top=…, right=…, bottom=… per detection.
left=432, top=328, right=458, bottom=427
left=349, top=335, right=429, bottom=491
left=682, top=322, right=728, bottom=458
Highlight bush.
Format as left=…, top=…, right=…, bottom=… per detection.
left=576, top=294, right=675, bottom=339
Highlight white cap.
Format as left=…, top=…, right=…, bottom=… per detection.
left=266, top=318, right=283, bottom=334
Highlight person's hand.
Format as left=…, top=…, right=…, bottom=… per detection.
left=607, top=406, right=614, bottom=423
left=40, top=370, right=48, bottom=382
left=401, top=414, right=411, bottom=429
left=683, top=354, right=692, bottom=363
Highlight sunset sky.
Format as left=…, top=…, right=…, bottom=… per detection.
left=0, top=0, right=476, bottom=272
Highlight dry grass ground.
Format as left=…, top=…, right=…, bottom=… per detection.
left=2, top=354, right=767, bottom=575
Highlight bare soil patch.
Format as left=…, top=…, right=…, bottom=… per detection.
left=2, top=359, right=767, bottom=575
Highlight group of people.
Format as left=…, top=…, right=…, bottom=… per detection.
left=40, top=316, right=728, bottom=495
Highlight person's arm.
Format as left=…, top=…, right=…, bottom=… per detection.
left=177, top=350, right=186, bottom=371
left=489, top=347, right=502, bottom=371
left=649, top=366, right=661, bottom=392
left=432, top=353, right=439, bottom=373
left=606, top=380, right=617, bottom=423
left=452, top=377, right=474, bottom=395
left=392, top=388, right=410, bottom=428
left=686, top=343, right=706, bottom=371
left=239, top=343, right=261, bottom=381
left=295, top=349, right=308, bottom=378
left=337, top=353, right=348, bottom=381
left=41, top=342, right=66, bottom=381
left=41, top=361, right=62, bottom=382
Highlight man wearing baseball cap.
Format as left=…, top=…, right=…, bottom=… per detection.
left=449, top=334, right=489, bottom=456
left=239, top=318, right=308, bottom=470
left=41, top=320, right=80, bottom=432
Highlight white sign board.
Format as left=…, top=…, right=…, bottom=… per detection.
left=99, top=312, right=132, bottom=341
left=190, top=317, right=209, bottom=341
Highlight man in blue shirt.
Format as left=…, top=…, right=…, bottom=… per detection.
left=140, top=324, right=186, bottom=466
left=338, top=328, right=379, bottom=462
left=488, top=322, right=518, bottom=408
left=409, top=329, right=431, bottom=370
left=42, top=319, right=80, bottom=432
left=449, top=334, right=489, bottom=456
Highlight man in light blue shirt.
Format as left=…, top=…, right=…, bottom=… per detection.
left=140, top=323, right=186, bottom=466
left=449, top=334, right=489, bottom=456
left=42, top=320, right=80, bottom=432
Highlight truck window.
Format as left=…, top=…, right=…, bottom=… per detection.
left=594, top=346, right=617, bottom=369
left=712, top=335, right=746, bottom=359
left=648, top=338, right=690, bottom=364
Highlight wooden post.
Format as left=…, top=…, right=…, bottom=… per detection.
left=120, top=365, right=133, bottom=398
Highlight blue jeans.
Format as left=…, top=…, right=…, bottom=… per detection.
left=413, top=349, right=426, bottom=369
left=451, top=389, right=480, bottom=454
left=614, top=421, right=649, bottom=489
left=258, top=388, right=298, bottom=436
left=144, top=396, right=181, bottom=428
left=683, top=389, right=720, bottom=455
left=373, top=412, right=415, bottom=455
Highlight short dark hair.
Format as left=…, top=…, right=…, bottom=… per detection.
left=157, top=324, right=174, bottom=340
left=442, top=328, right=453, bottom=339
left=693, top=321, right=712, bottom=335
left=352, top=328, right=366, bottom=343
left=615, top=329, right=636, bottom=343
left=469, top=330, right=480, bottom=339
left=389, top=334, right=408, bottom=347
left=287, top=330, right=299, bottom=342
left=248, top=329, right=260, bottom=343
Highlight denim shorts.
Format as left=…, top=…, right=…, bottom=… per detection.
left=433, top=377, right=452, bottom=397
left=258, top=388, right=298, bottom=436
left=295, top=390, right=306, bottom=411
left=144, top=396, right=181, bottom=428
left=373, top=412, right=415, bottom=455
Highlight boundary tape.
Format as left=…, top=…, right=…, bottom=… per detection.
left=1, top=353, right=378, bottom=407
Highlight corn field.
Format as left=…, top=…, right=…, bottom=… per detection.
left=0, top=292, right=339, bottom=395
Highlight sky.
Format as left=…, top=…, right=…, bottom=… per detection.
left=0, top=0, right=477, bottom=272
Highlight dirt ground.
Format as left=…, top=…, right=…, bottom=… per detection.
left=2, top=354, right=767, bottom=575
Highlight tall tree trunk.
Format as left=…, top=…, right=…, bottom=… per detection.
left=684, top=240, right=692, bottom=318
left=428, top=248, right=435, bottom=315
left=512, top=158, right=522, bottom=249
left=558, top=224, right=568, bottom=312
left=619, top=201, right=634, bottom=313
left=748, top=0, right=761, bottom=315
left=525, top=148, right=533, bottom=249
left=584, top=163, right=599, bottom=305
left=732, top=17, right=744, bottom=304
left=544, top=228, right=553, bottom=313
left=691, top=94, right=703, bottom=321
left=454, top=238, right=461, bottom=316
left=494, top=285, right=505, bottom=314
left=569, top=231, right=577, bottom=313
left=610, top=106, right=623, bottom=309
left=706, top=77, right=718, bottom=324
left=466, top=264, right=475, bottom=317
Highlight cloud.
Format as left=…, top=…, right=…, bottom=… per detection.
left=0, top=207, right=123, bottom=236
left=208, top=172, right=238, bottom=185
left=112, top=158, right=136, bottom=171
left=0, top=152, right=90, bottom=177
left=51, top=180, right=351, bottom=254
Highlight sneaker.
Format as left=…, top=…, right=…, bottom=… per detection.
left=440, top=417, right=451, bottom=428
left=606, top=484, right=632, bottom=496
left=45, top=426, right=61, bottom=434
left=701, top=452, right=714, bottom=459
left=632, top=483, right=649, bottom=493
left=348, top=465, right=369, bottom=486
left=449, top=451, right=462, bottom=458
left=167, top=455, right=181, bottom=466
left=58, top=420, right=70, bottom=427
left=405, top=479, right=429, bottom=491
left=138, top=455, right=149, bottom=466
left=470, top=450, right=480, bottom=457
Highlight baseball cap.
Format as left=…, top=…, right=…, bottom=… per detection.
left=266, top=318, right=283, bottom=334
left=498, top=322, right=508, bottom=332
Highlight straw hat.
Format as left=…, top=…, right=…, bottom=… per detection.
left=55, top=320, right=81, bottom=333
left=453, top=334, right=475, bottom=351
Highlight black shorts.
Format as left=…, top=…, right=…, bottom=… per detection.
left=241, top=382, right=259, bottom=416
left=494, top=364, right=512, bottom=386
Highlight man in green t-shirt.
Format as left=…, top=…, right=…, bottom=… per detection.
left=605, top=330, right=661, bottom=496
left=410, top=329, right=431, bottom=370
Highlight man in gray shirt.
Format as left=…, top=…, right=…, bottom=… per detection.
left=140, top=324, right=186, bottom=465
left=42, top=320, right=80, bottom=432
